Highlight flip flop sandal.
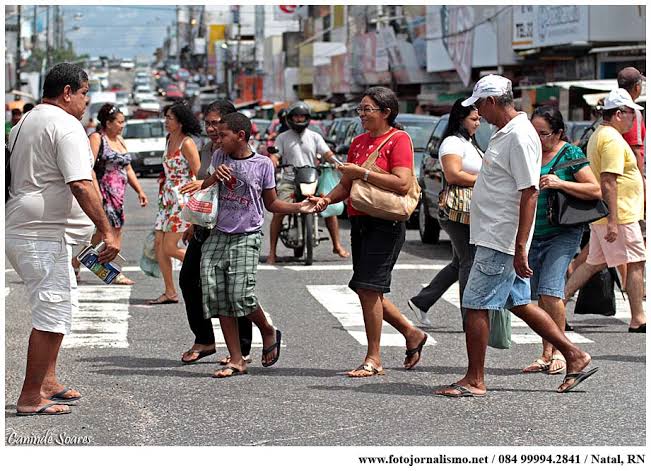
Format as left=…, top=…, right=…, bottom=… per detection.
left=347, top=363, right=385, bottom=377
left=147, top=294, right=179, bottom=305
left=181, top=348, right=217, bottom=364
left=435, top=383, right=486, bottom=398
left=16, top=403, right=71, bottom=416
left=113, top=274, right=135, bottom=285
left=548, top=354, right=567, bottom=375
left=404, top=334, right=428, bottom=370
left=261, top=329, right=282, bottom=367
left=219, top=355, right=252, bottom=365
left=212, top=366, right=248, bottom=378
left=48, top=387, right=81, bottom=404
left=557, top=367, right=599, bottom=393
left=522, top=358, right=551, bottom=373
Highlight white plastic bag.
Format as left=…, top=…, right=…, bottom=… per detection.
left=180, top=184, right=219, bottom=228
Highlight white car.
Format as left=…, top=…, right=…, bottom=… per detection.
left=133, top=87, right=155, bottom=105
left=122, top=119, right=166, bottom=176
left=120, top=60, right=135, bottom=70
left=138, top=99, right=161, bottom=113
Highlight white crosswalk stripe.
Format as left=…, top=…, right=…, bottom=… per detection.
left=307, top=285, right=436, bottom=347
left=5, top=287, right=10, bottom=297
left=62, top=285, right=132, bottom=349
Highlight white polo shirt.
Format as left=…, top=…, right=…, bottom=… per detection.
left=470, top=112, right=541, bottom=255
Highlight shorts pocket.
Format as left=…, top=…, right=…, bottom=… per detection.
left=475, top=260, right=505, bottom=276
left=38, top=290, right=70, bottom=304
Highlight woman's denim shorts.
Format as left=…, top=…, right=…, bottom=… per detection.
left=528, top=227, right=583, bottom=300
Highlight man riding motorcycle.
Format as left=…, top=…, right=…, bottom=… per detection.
left=267, top=101, right=349, bottom=264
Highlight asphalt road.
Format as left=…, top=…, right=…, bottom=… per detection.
left=4, top=175, right=646, bottom=448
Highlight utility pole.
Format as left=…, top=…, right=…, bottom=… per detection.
left=45, top=5, right=50, bottom=70
left=234, top=6, right=241, bottom=100
left=32, top=6, right=38, bottom=51
left=176, top=5, right=180, bottom=63
left=16, top=5, right=22, bottom=90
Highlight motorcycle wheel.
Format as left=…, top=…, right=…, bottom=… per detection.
left=304, top=214, right=314, bottom=266
left=293, top=247, right=304, bottom=258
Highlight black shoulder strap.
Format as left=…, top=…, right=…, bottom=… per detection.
left=8, top=111, right=30, bottom=156
left=548, top=145, right=572, bottom=173
left=551, top=157, right=589, bottom=173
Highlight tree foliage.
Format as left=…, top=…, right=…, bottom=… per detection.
left=22, top=40, right=88, bottom=72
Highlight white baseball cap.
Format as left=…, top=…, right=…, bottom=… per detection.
left=603, top=88, right=644, bottom=111
left=462, top=75, right=512, bottom=107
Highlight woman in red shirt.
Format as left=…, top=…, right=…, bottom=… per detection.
left=312, top=87, right=428, bottom=377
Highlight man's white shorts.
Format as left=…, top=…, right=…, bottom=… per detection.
left=5, top=237, right=77, bottom=335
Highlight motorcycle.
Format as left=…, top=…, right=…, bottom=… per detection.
left=268, top=146, right=324, bottom=265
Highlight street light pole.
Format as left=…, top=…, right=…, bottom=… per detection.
left=45, top=5, right=50, bottom=70
left=176, top=5, right=180, bottom=63
left=16, top=5, right=21, bottom=90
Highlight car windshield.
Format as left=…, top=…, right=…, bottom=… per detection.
left=123, top=121, right=165, bottom=139
left=400, top=119, right=437, bottom=149
left=308, top=124, right=324, bottom=137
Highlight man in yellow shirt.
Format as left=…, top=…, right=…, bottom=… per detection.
left=565, top=89, right=646, bottom=333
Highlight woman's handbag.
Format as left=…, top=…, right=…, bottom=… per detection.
left=438, top=183, right=472, bottom=224
left=180, top=184, right=219, bottom=228
left=349, top=130, right=421, bottom=221
left=546, top=153, right=609, bottom=227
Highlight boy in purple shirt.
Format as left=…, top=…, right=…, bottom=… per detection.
left=200, top=113, right=316, bottom=378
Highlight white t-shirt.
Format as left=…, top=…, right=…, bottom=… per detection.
left=439, top=135, right=483, bottom=175
left=470, top=112, right=542, bottom=255
left=275, top=128, right=330, bottom=180
left=5, top=104, right=95, bottom=245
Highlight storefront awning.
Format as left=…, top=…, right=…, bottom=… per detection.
left=303, top=99, right=333, bottom=113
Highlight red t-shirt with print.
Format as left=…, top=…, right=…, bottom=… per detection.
left=346, top=128, right=413, bottom=217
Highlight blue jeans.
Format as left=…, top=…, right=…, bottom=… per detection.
left=528, top=227, right=583, bottom=300
left=462, top=246, right=531, bottom=310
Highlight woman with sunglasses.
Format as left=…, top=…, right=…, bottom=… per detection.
left=522, top=106, right=601, bottom=375
left=311, top=86, right=428, bottom=377
left=73, top=103, right=148, bottom=285
left=148, top=102, right=201, bottom=305
left=179, top=100, right=253, bottom=365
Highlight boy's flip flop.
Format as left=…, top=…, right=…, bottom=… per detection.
left=212, top=366, right=248, bottom=378
left=261, top=329, right=282, bottom=367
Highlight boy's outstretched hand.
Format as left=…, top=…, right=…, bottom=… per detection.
left=297, top=199, right=318, bottom=213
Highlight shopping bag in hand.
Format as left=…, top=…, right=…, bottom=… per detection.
left=180, top=184, right=219, bottom=228
left=317, top=166, right=344, bottom=218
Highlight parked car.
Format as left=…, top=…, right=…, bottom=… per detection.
left=163, top=84, right=183, bottom=101
left=120, top=59, right=135, bottom=70
left=325, top=117, right=355, bottom=151
left=565, top=120, right=595, bottom=146
left=123, top=119, right=166, bottom=176
left=133, top=86, right=155, bottom=105
left=138, top=98, right=161, bottom=113
left=418, top=114, right=495, bottom=243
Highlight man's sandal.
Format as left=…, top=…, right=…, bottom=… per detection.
left=347, top=363, right=385, bottom=377
left=522, top=358, right=551, bottom=373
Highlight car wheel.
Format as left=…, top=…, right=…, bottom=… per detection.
left=418, top=200, right=440, bottom=244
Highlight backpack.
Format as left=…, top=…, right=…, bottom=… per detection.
left=5, top=113, right=29, bottom=202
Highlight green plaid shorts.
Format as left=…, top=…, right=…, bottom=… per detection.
left=200, top=230, right=262, bottom=318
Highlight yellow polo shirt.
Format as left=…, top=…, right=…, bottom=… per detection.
left=587, top=125, right=644, bottom=225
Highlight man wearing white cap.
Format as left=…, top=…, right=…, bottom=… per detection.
left=434, top=75, right=597, bottom=398
left=565, top=89, right=646, bottom=333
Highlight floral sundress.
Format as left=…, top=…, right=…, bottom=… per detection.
left=154, top=137, right=195, bottom=233
left=96, top=133, right=132, bottom=228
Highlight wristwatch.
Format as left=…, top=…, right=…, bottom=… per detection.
left=363, top=169, right=370, bottom=182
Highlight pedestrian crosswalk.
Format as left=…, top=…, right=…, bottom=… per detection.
left=62, top=285, right=132, bottom=349
left=307, top=285, right=436, bottom=347
left=210, top=311, right=278, bottom=347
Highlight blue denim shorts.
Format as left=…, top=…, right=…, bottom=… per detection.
left=528, top=227, right=583, bottom=300
left=462, top=246, right=531, bottom=310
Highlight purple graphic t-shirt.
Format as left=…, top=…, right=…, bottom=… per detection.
left=210, top=150, right=276, bottom=234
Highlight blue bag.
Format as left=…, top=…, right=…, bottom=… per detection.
left=317, top=166, right=344, bottom=218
